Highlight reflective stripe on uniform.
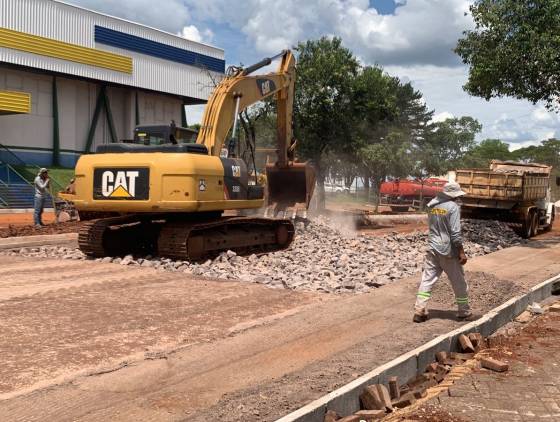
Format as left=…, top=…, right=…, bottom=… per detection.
left=417, top=292, right=431, bottom=298
left=456, top=297, right=469, bottom=304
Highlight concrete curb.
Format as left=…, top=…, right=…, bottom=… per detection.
left=0, top=233, right=78, bottom=250
left=276, top=273, right=560, bottom=422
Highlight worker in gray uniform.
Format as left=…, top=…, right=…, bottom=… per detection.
left=413, top=181, right=471, bottom=323
left=33, top=168, right=50, bottom=228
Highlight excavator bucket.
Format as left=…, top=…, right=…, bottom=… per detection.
left=265, top=162, right=316, bottom=215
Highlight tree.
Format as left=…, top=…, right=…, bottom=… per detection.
left=512, top=138, right=560, bottom=167
left=351, top=66, right=401, bottom=200
left=419, top=117, right=482, bottom=176
left=360, top=131, right=413, bottom=208
left=463, top=138, right=512, bottom=167
left=294, top=37, right=359, bottom=209
left=455, top=0, right=560, bottom=110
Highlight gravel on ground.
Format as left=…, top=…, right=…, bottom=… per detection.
left=1, top=217, right=526, bottom=294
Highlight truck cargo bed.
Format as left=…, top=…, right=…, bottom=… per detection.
left=456, top=161, right=551, bottom=202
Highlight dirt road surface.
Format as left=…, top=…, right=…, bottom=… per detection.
left=1, top=234, right=560, bottom=421
left=0, top=211, right=56, bottom=227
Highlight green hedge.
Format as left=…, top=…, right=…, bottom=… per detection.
left=12, top=165, right=74, bottom=192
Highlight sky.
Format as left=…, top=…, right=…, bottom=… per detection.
left=68, top=0, right=560, bottom=150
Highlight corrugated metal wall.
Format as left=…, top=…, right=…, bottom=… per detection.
left=0, top=0, right=224, bottom=100
left=0, top=66, right=183, bottom=166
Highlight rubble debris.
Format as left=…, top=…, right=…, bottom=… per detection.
left=399, top=384, right=411, bottom=395
left=434, top=365, right=448, bottom=383
left=480, top=357, right=509, bottom=372
left=435, top=351, right=447, bottom=364
left=458, top=334, right=475, bottom=353
left=1, top=218, right=525, bottom=294
left=549, top=303, right=560, bottom=313
left=528, top=302, right=544, bottom=314
left=425, top=363, right=439, bottom=373
left=354, top=409, right=385, bottom=420
left=360, top=384, right=393, bottom=412
left=378, top=384, right=393, bottom=411
left=467, top=332, right=483, bottom=350
left=337, top=415, right=361, bottom=422
left=360, top=385, right=384, bottom=411
left=388, top=376, right=400, bottom=400
left=413, top=388, right=428, bottom=399
left=449, top=352, right=474, bottom=361
left=392, top=392, right=416, bottom=408
left=324, top=409, right=339, bottom=422
left=443, top=358, right=459, bottom=367
left=514, top=310, right=532, bottom=323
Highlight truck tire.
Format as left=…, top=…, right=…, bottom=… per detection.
left=530, top=211, right=539, bottom=237
left=543, top=208, right=554, bottom=232
left=518, top=211, right=533, bottom=239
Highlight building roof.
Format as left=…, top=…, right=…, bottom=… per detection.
left=0, top=0, right=225, bottom=101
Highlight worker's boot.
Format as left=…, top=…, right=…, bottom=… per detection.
left=457, top=304, right=473, bottom=321
left=413, top=309, right=428, bottom=323
left=457, top=310, right=473, bottom=321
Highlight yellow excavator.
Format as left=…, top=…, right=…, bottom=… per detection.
left=60, top=50, right=315, bottom=260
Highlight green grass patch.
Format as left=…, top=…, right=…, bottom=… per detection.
left=12, top=165, right=74, bottom=192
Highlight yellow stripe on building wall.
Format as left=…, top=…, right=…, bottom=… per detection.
left=0, top=90, right=31, bottom=115
left=0, top=27, right=132, bottom=74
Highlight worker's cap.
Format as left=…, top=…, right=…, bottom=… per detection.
left=39, top=168, right=48, bottom=174
left=442, top=181, right=466, bottom=198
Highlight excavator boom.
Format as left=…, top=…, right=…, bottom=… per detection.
left=195, top=50, right=315, bottom=211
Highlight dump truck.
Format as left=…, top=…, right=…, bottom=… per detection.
left=456, top=160, right=555, bottom=238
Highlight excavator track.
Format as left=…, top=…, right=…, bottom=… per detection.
left=158, top=217, right=294, bottom=261
left=78, top=215, right=295, bottom=261
left=78, top=215, right=161, bottom=258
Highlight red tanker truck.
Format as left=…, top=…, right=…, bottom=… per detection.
left=379, top=178, right=447, bottom=212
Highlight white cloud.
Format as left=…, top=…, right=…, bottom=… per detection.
left=178, top=25, right=214, bottom=44
left=67, top=0, right=560, bottom=147
left=67, top=0, right=191, bottom=33
left=531, top=106, right=557, bottom=124
left=186, top=0, right=473, bottom=66
left=432, top=111, right=455, bottom=123
left=384, top=65, right=560, bottom=146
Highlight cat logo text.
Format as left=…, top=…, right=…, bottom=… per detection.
left=93, top=168, right=149, bottom=200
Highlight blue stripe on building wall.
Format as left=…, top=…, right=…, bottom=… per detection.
left=1, top=149, right=80, bottom=168
left=95, top=26, right=225, bottom=73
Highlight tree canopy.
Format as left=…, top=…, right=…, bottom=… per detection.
left=455, top=0, right=560, bottom=109
left=512, top=138, right=560, bottom=167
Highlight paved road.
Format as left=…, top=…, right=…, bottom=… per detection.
left=0, top=238, right=560, bottom=421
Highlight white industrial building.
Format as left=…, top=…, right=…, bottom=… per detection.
left=0, top=0, right=224, bottom=167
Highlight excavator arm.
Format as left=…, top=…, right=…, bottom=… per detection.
left=197, top=50, right=315, bottom=211
left=196, top=50, right=294, bottom=165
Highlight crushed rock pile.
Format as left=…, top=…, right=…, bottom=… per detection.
left=2, top=218, right=526, bottom=293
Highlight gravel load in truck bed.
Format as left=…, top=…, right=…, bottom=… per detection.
left=1, top=218, right=526, bottom=293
